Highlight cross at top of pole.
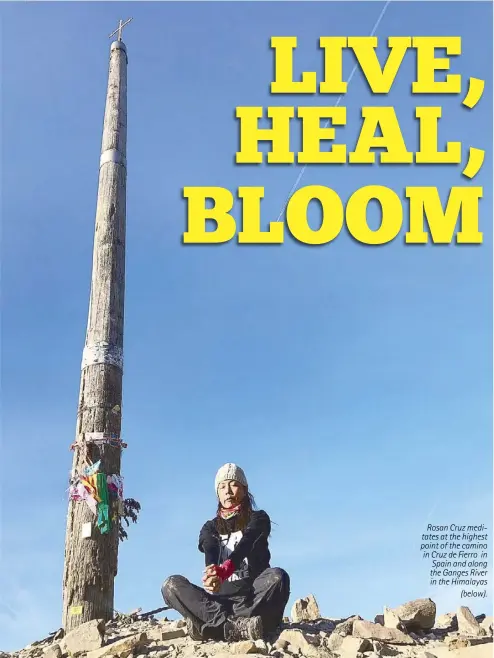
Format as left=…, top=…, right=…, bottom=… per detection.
left=109, top=18, right=133, bottom=42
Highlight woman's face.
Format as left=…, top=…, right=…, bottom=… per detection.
left=217, top=480, right=246, bottom=508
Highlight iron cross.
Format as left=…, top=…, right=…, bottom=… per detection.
left=109, top=18, right=133, bottom=41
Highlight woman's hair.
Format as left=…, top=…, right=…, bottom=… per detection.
left=215, top=489, right=257, bottom=534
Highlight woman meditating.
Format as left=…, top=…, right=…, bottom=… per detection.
left=162, top=463, right=290, bottom=642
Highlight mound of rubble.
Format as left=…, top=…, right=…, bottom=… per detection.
left=3, top=596, right=492, bottom=658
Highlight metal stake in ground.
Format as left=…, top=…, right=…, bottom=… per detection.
left=62, top=20, right=131, bottom=632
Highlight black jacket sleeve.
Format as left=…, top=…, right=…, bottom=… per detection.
left=228, top=510, right=271, bottom=570
left=198, top=520, right=220, bottom=566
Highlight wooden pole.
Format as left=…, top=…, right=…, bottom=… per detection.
left=62, top=31, right=129, bottom=632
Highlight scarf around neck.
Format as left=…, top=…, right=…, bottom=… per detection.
left=219, top=502, right=242, bottom=519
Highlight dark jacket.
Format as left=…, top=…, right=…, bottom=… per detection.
left=198, top=509, right=271, bottom=595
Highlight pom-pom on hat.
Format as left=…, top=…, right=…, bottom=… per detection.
left=215, top=463, right=248, bottom=495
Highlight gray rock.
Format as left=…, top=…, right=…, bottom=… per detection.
left=408, top=633, right=424, bottom=645
left=85, top=633, right=148, bottom=658
left=480, top=617, right=493, bottom=635
left=326, top=634, right=344, bottom=652
left=352, top=621, right=415, bottom=645
left=213, top=655, right=267, bottom=658
left=160, top=630, right=187, bottom=642
left=433, top=614, right=457, bottom=631
left=254, top=641, right=268, bottom=655
left=60, top=620, right=106, bottom=656
left=276, top=630, right=320, bottom=657
left=273, top=641, right=289, bottom=652
left=371, top=641, right=401, bottom=656
left=457, top=607, right=486, bottom=637
left=231, top=642, right=257, bottom=655
left=291, top=596, right=321, bottom=623
left=391, top=600, right=436, bottom=632
left=337, top=636, right=373, bottom=655
left=334, top=617, right=363, bottom=638
left=383, top=609, right=404, bottom=632
left=43, top=646, right=62, bottom=658
left=446, top=636, right=492, bottom=649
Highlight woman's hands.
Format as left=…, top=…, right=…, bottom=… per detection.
left=203, top=559, right=235, bottom=593
left=202, top=565, right=221, bottom=593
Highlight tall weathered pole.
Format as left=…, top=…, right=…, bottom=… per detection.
left=62, top=20, right=131, bottom=632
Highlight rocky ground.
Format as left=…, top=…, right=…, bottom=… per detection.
left=2, top=596, right=492, bottom=658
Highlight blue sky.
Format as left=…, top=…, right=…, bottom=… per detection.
left=1, top=0, right=492, bottom=651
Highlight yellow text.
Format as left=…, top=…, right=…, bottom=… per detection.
left=270, top=36, right=461, bottom=94
left=182, top=185, right=482, bottom=245
left=235, top=106, right=461, bottom=165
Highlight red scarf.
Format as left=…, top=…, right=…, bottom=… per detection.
left=219, top=503, right=242, bottom=519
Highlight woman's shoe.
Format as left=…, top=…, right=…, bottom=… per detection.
left=186, top=617, right=203, bottom=641
left=223, top=616, right=263, bottom=641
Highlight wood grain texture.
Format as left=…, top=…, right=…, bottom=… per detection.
left=62, top=42, right=128, bottom=632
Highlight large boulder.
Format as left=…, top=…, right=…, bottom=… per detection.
left=392, top=599, right=436, bottom=631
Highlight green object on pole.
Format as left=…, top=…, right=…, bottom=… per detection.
left=96, top=472, right=111, bottom=534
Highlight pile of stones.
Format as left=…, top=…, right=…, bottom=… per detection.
left=2, top=596, right=492, bottom=658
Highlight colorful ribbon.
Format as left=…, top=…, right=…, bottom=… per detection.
left=69, top=464, right=125, bottom=534
left=96, top=472, right=111, bottom=535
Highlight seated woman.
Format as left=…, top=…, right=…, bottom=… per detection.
left=162, top=463, right=290, bottom=642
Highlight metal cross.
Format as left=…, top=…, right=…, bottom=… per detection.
left=109, top=18, right=133, bottom=41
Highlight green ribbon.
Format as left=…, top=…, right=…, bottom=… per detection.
left=96, top=472, right=111, bottom=535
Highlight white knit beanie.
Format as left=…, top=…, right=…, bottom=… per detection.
left=214, top=463, right=248, bottom=495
